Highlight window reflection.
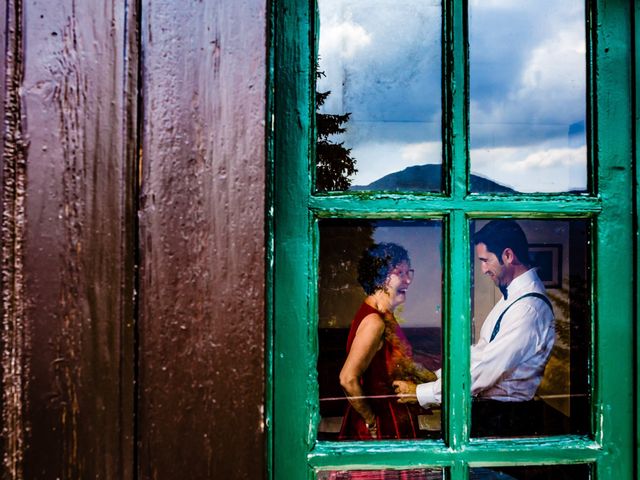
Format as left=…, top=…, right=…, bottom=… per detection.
left=316, top=0, right=442, bottom=192
left=317, top=468, right=444, bottom=480
left=470, top=219, right=591, bottom=437
left=317, top=220, right=443, bottom=440
left=469, top=1, right=587, bottom=193
left=470, top=464, right=591, bottom=480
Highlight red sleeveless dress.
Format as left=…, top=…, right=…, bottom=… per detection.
left=338, top=303, right=422, bottom=440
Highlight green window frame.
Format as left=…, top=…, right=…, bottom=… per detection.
left=270, top=0, right=635, bottom=478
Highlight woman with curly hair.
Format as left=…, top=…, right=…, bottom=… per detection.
left=338, top=242, right=436, bottom=441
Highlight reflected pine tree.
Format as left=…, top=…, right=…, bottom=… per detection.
left=319, top=220, right=374, bottom=328
left=316, top=69, right=357, bottom=192
left=316, top=69, right=372, bottom=327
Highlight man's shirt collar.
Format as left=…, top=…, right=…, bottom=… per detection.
left=503, top=268, right=539, bottom=300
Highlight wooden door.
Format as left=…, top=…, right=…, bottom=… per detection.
left=1, top=1, right=267, bottom=478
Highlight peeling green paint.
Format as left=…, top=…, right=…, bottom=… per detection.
left=272, top=0, right=635, bottom=478
left=635, top=0, right=640, bottom=476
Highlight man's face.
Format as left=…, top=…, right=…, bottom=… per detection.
left=475, top=242, right=510, bottom=289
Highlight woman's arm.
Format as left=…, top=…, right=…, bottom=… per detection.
left=339, top=313, right=385, bottom=436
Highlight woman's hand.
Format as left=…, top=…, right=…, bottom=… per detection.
left=392, top=380, right=418, bottom=404
left=366, top=419, right=379, bottom=439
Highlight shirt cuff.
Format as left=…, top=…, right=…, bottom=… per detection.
left=416, top=380, right=441, bottom=407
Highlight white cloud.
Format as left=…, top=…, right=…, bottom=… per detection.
left=469, top=0, right=520, bottom=9
left=319, top=20, right=372, bottom=60
left=472, top=145, right=587, bottom=192
left=517, top=23, right=585, bottom=106
left=502, top=146, right=586, bottom=171
left=317, top=1, right=441, bottom=118
left=316, top=0, right=588, bottom=192
left=473, top=145, right=586, bottom=169
left=401, top=142, right=439, bottom=165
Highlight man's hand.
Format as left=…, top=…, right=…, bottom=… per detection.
left=392, top=380, right=418, bottom=404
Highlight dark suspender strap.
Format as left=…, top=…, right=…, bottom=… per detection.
left=489, top=292, right=553, bottom=342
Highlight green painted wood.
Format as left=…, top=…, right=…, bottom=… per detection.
left=636, top=1, right=640, bottom=476
left=271, top=0, right=636, bottom=478
left=586, top=0, right=597, bottom=195
left=446, top=212, right=471, bottom=450
left=309, top=218, right=321, bottom=444
left=273, top=0, right=315, bottom=478
left=266, top=0, right=276, bottom=473
left=446, top=0, right=468, bottom=199
left=451, top=461, right=469, bottom=480
left=309, top=196, right=601, bottom=217
left=308, top=437, right=600, bottom=468
left=592, top=1, right=634, bottom=480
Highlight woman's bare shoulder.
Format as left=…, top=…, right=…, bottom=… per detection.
left=358, top=312, right=385, bottom=333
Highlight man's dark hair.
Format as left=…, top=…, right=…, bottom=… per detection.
left=474, top=220, right=531, bottom=266
left=357, top=242, right=410, bottom=295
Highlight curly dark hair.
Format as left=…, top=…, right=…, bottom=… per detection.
left=357, top=242, right=410, bottom=295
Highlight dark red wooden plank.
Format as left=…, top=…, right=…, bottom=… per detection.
left=138, top=0, right=267, bottom=478
left=3, top=1, right=28, bottom=478
left=1, top=1, right=136, bottom=478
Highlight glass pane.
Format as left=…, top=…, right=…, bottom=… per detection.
left=316, top=0, right=442, bottom=192
left=470, top=464, right=591, bottom=479
left=318, top=220, right=443, bottom=440
left=468, top=219, right=590, bottom=438
left=469, top=1, right=587, bottom=193
left=317, top=468, right=444, bottom=480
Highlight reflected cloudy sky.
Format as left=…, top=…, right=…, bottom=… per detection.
left=317, top=0, right=442, bottom=187
left=318, top=0, right=586, bottom=192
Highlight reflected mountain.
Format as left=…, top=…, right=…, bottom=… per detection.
left=350, top=164, right=515, bottom=193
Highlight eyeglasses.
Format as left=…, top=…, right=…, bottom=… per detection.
left=390, top=268, right=415, bottom=281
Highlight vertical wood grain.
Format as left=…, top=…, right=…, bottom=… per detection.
left=2, top=1, right=28, bottom=478
left=2, top=0, right=137, bottom=477
left=138, top=0, right=267, bottom=478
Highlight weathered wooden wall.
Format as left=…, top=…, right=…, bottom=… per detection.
left=3, top=0, right=137, bottom=478
left=1, top=0, right=267, bottom=478
left=137, top=0, right=266, bottom=478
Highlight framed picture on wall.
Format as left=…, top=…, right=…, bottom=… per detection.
left=529, top=243, right=563, bottom=289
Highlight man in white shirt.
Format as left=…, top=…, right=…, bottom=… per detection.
left=393, top=220, right=556, bottom=436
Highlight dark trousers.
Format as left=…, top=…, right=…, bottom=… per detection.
left=472, top=398, right=569, bottom=437
left=471, top=400, right=574, bottom=480
left=471, top=399, right=546, bottom=437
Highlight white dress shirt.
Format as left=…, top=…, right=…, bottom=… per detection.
left=417, top=268, right=555, bottom=406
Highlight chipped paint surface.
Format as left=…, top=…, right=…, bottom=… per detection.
left=272, top=0, right=635, bottom=478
